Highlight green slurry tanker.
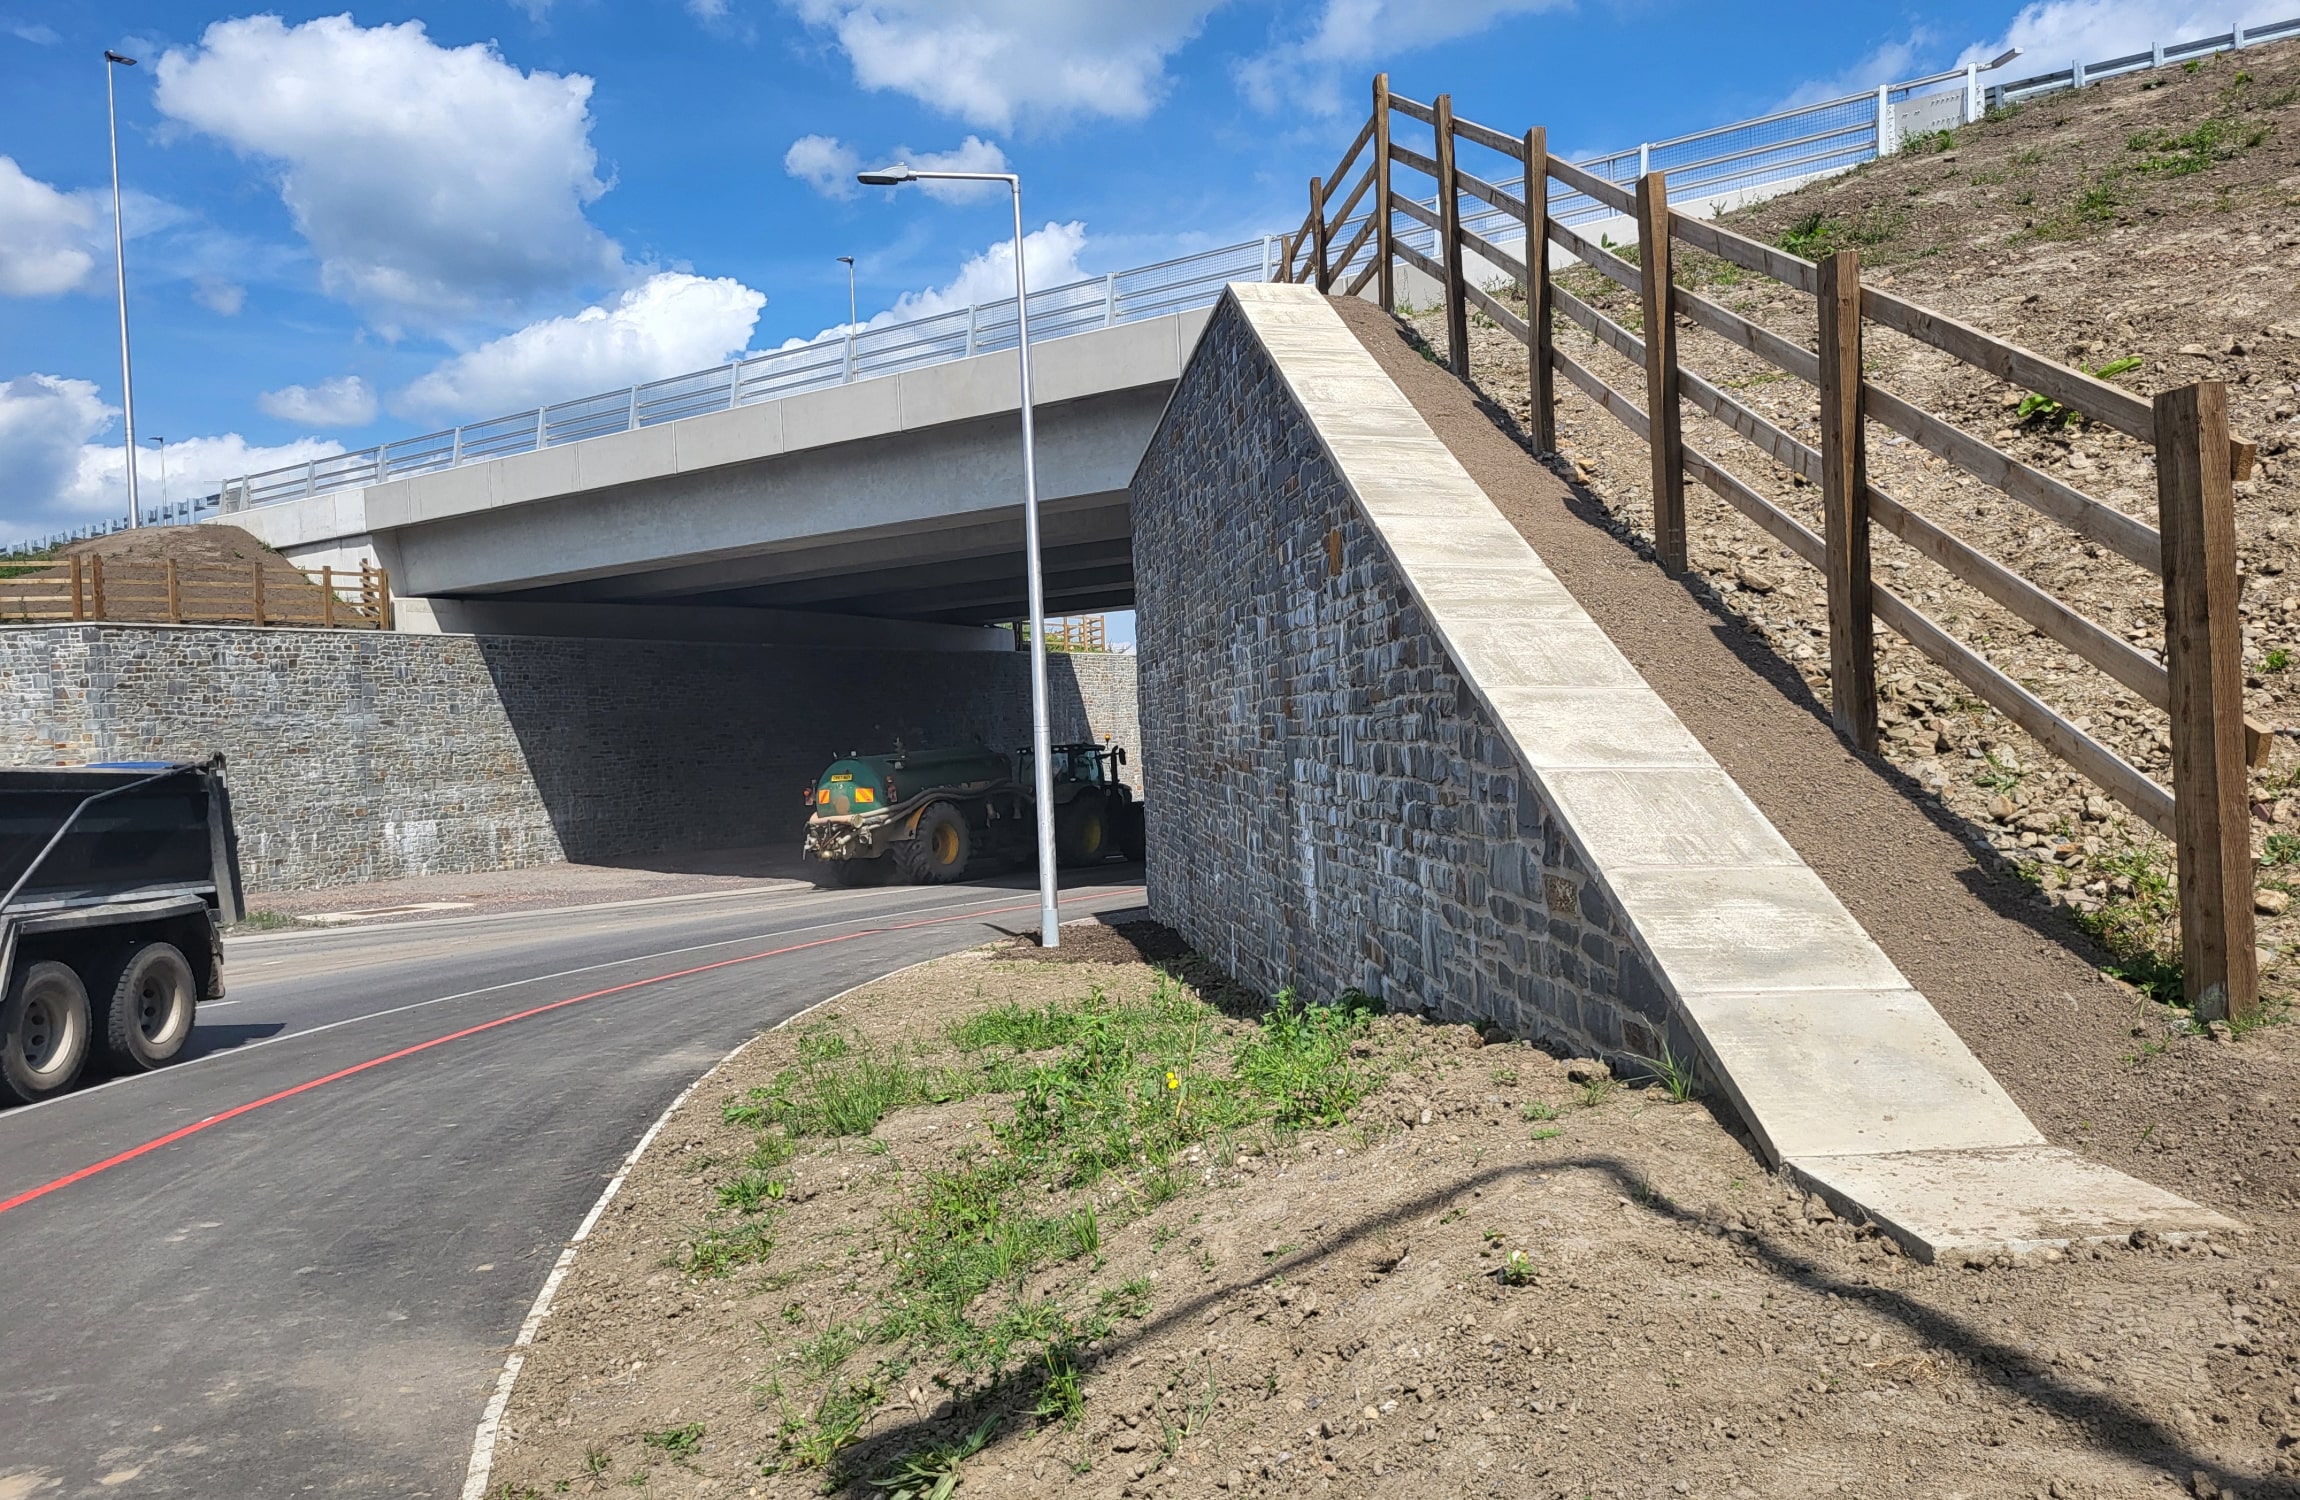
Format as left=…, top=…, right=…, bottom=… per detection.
left=803, top=741, right=1143, bottom=884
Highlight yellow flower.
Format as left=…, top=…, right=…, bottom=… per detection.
left=1165, top=1071, right=1180, bottom=1090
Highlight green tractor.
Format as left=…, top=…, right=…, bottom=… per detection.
left=802, top=740, right=1144, bottom=885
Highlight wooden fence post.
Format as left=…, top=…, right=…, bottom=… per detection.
left=1373, top=74, right=1395, bottom=313
left=1817, top=249, right=1878, bottom=752
left=90, top=555, right=104, bottom=620
left=1434, top=93, right=1469, bottom=376
left=250, top=561, right=266, bottom=627
left=69, top=555, right=84, bottom=622
left=1523, top=126, right=1555, bottom=454
left=1309, top=176, right=1331, bottom=293
left=165, top=558, right=181, bottom=624
left=2157, top=380, right=2258, bottom=1023
left=322, top=565, right=336, bottom=628
left=378, top=566, right=394, bottom=631
left=1633, top=170, right=1686, bottom=573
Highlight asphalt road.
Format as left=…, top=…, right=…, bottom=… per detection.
left=0, top=867, right=1148, bottom=1498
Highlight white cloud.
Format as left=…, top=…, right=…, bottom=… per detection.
left=1964, top=0, right=2294, bottom=70
left=0, top=373, right=341, bottom=540
left=7, top=20, right=59, bottom=44
left=1777, top=30, right=1938, bottom=109
left=879, top=220, right=1089, bottom=323
left=259, top=376, right=378, bottom=428
left=785, top=134, right=862, bottom=199
left=1238, top=0, right=1569, bottom=115
left=191, top=274, right=245, bottom=316
left=396, top=271, right=767, bottom=419
left=0, top=156, right=98, bottom=296
left=794, top=133, right=1012, bottom=202
left=153, top=15, right=624, bottom=328
left=784, top=0, right=1224, bottom=130
left=0, top=376, right=110, bottom=528
left=906, top=136, right=1011, bottom=202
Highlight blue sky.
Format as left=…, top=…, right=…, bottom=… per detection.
left=0, top=0, right=2276, bottom=542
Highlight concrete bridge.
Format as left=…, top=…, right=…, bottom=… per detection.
left=223, top=308, right=1206, bottom=646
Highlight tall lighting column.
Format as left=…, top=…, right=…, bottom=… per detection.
left=104, top=49, right=141, bottom=529
left=855, top=162, right=1061, bottom=947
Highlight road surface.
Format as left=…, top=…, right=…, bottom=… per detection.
left=0, top=867, right=1147, bottom=1498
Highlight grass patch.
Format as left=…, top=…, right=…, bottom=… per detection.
left=1777, top=205, right=1907, bottom=261
left=2126, top=116, right=2269, bottom=175
left=2072, top=846, right=2185, bottom=1005
left=729, top=971, right=1389, bottom=1484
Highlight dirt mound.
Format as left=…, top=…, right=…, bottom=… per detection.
left=13, top=524, right=346, bottom=625
left=483, top=935, right=2298, bottom=1500
left=60, top=523, right=314, bottom=583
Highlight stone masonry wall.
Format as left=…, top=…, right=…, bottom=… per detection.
left=0, top=626, right=1138, bottom=893
left=1132, top=297, right=1666, bottom=1061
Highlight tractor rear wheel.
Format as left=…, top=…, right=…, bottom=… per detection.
left=1055, top=796, right=1110, bottom=867
left=896, top=803, right=971, bottom=883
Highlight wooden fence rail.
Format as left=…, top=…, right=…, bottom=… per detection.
left=0, top=557, right=393, bottom=630
left=1282, top=73, right=2266, bottom=1020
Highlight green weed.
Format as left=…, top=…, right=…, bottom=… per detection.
left=2126, top=116, right=2268, bottom=175
left=2073, top=847, right=2185, bottom=1004
left=1232, top=988, right=1381, bottom=1127
left=1501, top=1249, right=1537, bottom=1286
left=2016, top=355, right=2141, bottom=427
left=874, top=1416, right=998, bottom=1500
left=1633, top=1044, right=1701, bottom=1103
left=678, top=1218, right=777, bottom=1279
left=2266, top=647, right=2291, bottom=673
left=1520, top=1099, right=1559, bottom=1122
left=2266, top=832, right=2300, bottom=866
left=797, top=1324, right=862, bottom=1378
left=641, top=1423, right=704, bottom=1460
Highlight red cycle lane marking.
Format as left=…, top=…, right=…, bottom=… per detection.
left=0, top=888, right=1139, bottom=1218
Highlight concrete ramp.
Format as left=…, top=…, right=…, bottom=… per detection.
left=1133, top=282, right=2231, bottom=1259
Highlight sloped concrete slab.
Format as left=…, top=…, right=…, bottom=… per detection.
left=1225, top=279, right=2235, bottom=1260
left=1685, top=986, right=2043, bottom=1163
left=1786, top=1146, right=2244, bottom=1262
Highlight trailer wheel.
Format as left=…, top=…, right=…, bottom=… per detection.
left=1117, top=801, right=1147, bottom=863
left=896, top=803, right=971, bottom=883
left=99, top=942, right=197, bottom=1071
left=1, top=960, right=91, bottom=1105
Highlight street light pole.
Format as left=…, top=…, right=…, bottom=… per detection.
left=104, top=49, right=141, bottom=530
left=857, top=162, right=1061, bottom=948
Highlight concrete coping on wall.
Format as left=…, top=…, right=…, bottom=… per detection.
left=1226, top=281, right=2235, bottom=1261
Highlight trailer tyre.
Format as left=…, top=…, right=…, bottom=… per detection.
left=896, top=803, right=971, bottom=883
left=99, top=942, right=197, bottom=1072
left=1116, top=800, right=1147, bottom=862
left=1, top=960, right=91, bottom=1104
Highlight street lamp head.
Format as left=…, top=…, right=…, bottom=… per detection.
left=856, top=164, right=914, bottom=186
left=836, top=255, right=854, bottom=267
left=1986, top=47, right=2020, bottom=69
left=104, top=50, right=136, bottom=66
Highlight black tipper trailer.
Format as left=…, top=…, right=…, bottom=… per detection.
left=0, top=757, right=243, bottom=1104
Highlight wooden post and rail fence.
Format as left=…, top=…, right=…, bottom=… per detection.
left=1279, top=74, right=2268, bottom=1021
left=0, top=558, right=393, bottom=631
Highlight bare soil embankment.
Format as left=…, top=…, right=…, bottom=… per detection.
left=1405, top=38, right=2300, bottom=1007
left=484, top=926, right=2300, bottom=1500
